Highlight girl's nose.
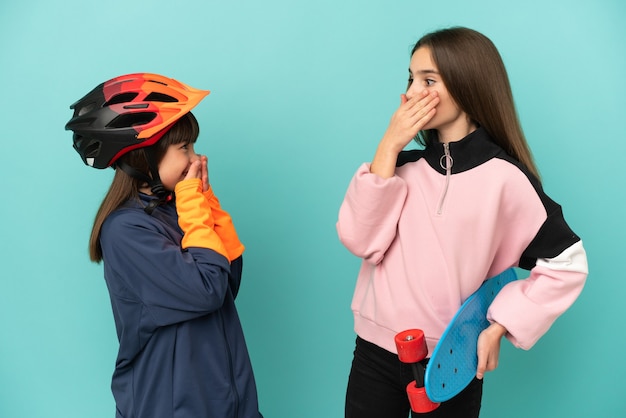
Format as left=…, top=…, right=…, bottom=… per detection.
left=189, top=145, right=200, bottom=162
left=405, top=83, right=419, bottom=101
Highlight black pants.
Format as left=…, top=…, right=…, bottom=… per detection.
left=345, top=337, right=483, bottom=418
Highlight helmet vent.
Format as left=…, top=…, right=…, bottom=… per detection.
left=104, top=93, right=139, bottom=107
left=144, top=92, right=178, bottom=102
left=123, top=103, right=150, bottom=109
left=77, top=102, right=96, bottom=116
left=71, top=117, right=96, bottom=128
left=106, top=112, right=157, bottom=129
left=84, top=140, right=101, bottom=158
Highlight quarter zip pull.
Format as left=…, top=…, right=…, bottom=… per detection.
left=437, top=143, right=453, bottom=215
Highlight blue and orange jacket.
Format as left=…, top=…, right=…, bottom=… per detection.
left=100, top=178, right=262, bottom=418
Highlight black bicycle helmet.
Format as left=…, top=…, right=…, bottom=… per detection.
left=65, top=73, right=209, bottom=169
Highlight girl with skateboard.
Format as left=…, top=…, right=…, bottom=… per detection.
left=337, top=27, right=587, bottom=417
left=66, top=73, right=263, bottom=418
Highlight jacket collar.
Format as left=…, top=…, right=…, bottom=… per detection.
left=422, top=127, right=504, bottom=174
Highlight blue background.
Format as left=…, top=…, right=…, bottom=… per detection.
left=1, top=0, right=624, bottom=417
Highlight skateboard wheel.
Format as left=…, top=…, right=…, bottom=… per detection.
left=406, top=382, right=440, bottom=413
left=395, top=329, right=428, bottom=363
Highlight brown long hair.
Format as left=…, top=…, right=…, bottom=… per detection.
left=88, top=112, right=200, bottom=262
left=413, top=27, right=540, bottom=179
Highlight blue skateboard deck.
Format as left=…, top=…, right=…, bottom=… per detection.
left=424, top=268, right=517, bottom=403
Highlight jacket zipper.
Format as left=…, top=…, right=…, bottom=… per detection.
left=437, top=143, right=453, bottom=215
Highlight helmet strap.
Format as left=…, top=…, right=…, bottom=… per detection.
left=116, top=146, right=171, bottom=215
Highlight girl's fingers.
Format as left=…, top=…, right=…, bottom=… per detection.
left=403, top=89, right=431, bottom=108
left=382, top=90, right=439, bottom=150
left=185, top=160, right=201, bottom=180
left=401, top=91, right=439, bottom=125
left=200, top=155, right=209, bottom=192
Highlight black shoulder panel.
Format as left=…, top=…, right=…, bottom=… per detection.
left=396, top=149, right=425, bottom=167
left=493, top=154, right=582, bottom=270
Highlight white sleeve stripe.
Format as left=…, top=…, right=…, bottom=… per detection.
left=535, top=240, right=588, bottom=274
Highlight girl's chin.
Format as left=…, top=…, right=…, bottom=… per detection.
left=422, top=120, right=438, bottom=131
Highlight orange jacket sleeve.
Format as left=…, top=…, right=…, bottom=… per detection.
left=203, top=187, right=245, bottom=261
left=174, top=178, right=229, bottom=260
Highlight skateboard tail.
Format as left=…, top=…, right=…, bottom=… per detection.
left=406, top=384, right=440, bottom=413
left=424, top=268, right=518, bottom=403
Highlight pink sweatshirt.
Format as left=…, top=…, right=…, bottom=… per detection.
left=337, top=128, right=587, bottom=355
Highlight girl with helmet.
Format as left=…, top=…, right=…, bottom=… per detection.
left=66, top=73, right=263, bottom=418
left=337, top=27, right=588, bottom=417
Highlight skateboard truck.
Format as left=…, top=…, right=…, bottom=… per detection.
left=395, top=329, right=440, bottom=413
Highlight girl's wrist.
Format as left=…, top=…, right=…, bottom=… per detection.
left=488, top=322, right=508, bottom=338
left=174, top=178, right=202, bottom=195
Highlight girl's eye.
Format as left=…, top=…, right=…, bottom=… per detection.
left=407, top=77, right=414, bottom=88
left=425, top=79, right=435, bottom=86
